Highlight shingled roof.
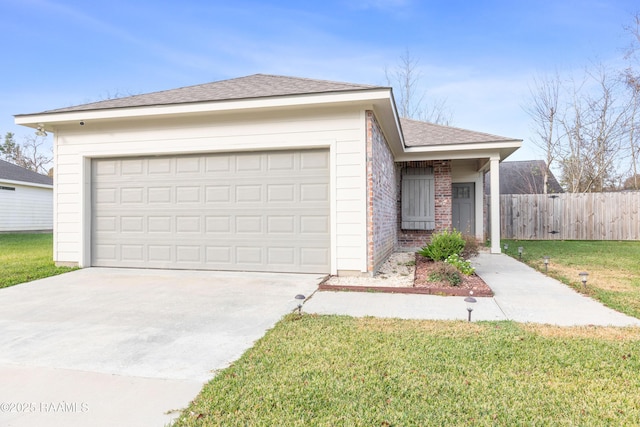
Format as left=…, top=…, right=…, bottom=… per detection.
left=400, top=118, right=518, bottom=146
left=39, top=74, right=383, bottom=114
left=0, top=159, right=53, bottom=186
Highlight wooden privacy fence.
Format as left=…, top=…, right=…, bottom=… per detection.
left=498, top=191, right=640, bottom=240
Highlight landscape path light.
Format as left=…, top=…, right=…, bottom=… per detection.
left=579, top=272, right=589, bottom=289
left=503, top=243, right=509, bottom=251
left=464, top=291, right=477, bottom=322
left=543, top=256, right=550, bottom=272
left=518, top=246, right=523, bottom=259
left=295, top=294, right=306, bottom=315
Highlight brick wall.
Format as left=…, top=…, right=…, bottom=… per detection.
left=397, top=159, right=452, bottom=249
left=366, top=111, right=397, bottom=273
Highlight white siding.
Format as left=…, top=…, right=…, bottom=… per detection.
left=0, top=182, right=53, bottom=231
left=53, top=106, right=368, bottom=273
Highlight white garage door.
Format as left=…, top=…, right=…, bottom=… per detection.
left=91, top=150, right=330, bottom=273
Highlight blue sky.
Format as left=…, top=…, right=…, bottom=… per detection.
left=1, top=0, right=638, bottom=161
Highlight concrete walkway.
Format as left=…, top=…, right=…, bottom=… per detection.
left=304, top=253, right=640, bottom=327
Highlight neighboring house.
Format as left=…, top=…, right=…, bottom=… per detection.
left=15, top=74, right=521, bottom=275
left=485, top=160, right=563, bottom=194
left=0, top=159, right=53, bottom=232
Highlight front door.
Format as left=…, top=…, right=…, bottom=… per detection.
left=452, top=183, right=475, bottom=235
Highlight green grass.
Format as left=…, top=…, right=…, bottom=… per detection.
left=502, top=240, right=640, bottom=319
left=174, top=316, right=640, bottom=426
left=0, top=233, right=76, bottom=288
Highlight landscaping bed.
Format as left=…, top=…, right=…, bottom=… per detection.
left=319, top=251, right=493, bottom=297
left=413, top=253, right=493, bottom=296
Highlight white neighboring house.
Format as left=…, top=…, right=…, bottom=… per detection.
left=0, top=159, right=53, bottom=232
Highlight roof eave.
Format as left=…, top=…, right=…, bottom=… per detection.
left=0, top=178, right=53, bottom=189
left=395, top=140, right=522, bottom=162
left=14, top=88, right=395, bottom=129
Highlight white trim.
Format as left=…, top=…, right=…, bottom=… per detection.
left=0, top=178, right=52, bottom=189
left=52, top=133, right=59, bottom=263
left=80, top=156, right=91, bottom=268
left=15, top=89, right=393, bottom=126
left=474, top=173, right=484, bottom=240
left=80, top=144, right=338, bottom=272
left=360, top=110, right=368, bottom=273
left=396, top=142, right=522, bottom=162
left=489, top=156, right=501, bottom=254
left=329, top=140, right=338, bottom=275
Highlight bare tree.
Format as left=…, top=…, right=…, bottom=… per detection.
left=623, top=12, right=640, bottom=190
left=385, top=49, right=453, bottom=124
left=523, top=12, right=640, bottom=193
left=558, top=65, right=628, bottom=192
left=18, top=135, right=52, bottom=174
left=623, top=72, right=640, bottom=189
left=0, top=131, right=52, bottom=174
left=524, top=72, right=563, bottom=193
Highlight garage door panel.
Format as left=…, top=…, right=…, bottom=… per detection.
left=176, top=246, right=201, bottom=262
left=235, top=185, right=262, bottom=202
left=268, top=152, right=295, bottom=170
left=176, top=186, right=201, bottom=203
left=301, top=184, right=329, bottom=202
left=236, top=154, right=262, bottom=172
left=121, top=245, right=144, bottom=261
left=94, top=244, right=117, bottom=261
left=95, top=188, right=117, bottom=204
left=176, top=157, right=201, bottom=173
left=95, top=160, right=117, bottom=176
left=121, top=159, right=144, bottom=175
left=149, top=245, right=172, bottom=262
left=92, top=150, right=329, bottom=273
left=148, top=158, right=172, bottom=174
left=205, top=186, right=231, bottom=202
left=148, top=216, right=172, bottom=233
left=301, top=216, right=329, bottom=234
left=267, top=184, right=294, bottom=202
left=301, top=151, right=329, bottom=169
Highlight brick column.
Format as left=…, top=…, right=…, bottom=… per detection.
left=434, top=160, right=452, bottom=231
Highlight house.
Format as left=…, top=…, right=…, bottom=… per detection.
left=0, top=159, right=53, bottom=232
left=485, top=160, right=563, bottom=194
left=15, top=74, right=521, bottom=275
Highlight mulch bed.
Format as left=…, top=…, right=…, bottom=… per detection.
left=318, top=253, right=494, bottom=297
left=413, top=254, right=493, bottom=297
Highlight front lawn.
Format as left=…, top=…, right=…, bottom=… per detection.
left=174, top=316, right=640, bottom=426
left=502, top=240, right=640, bottom=319
left=0, top=233, right=76, bottom=288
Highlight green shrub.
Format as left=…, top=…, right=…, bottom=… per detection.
left=428, top=261, right=462, bottom=286
left=445, top=253, right=475, bottom=275
left=418, top=229, right=465, bottom=261
left=461, top=234, right=479, bottom=259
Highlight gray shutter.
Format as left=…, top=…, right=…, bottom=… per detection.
left=401, top=168, right=435, bottom=230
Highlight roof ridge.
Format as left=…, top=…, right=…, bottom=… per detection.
left=252, top=73, right=382, bottom=89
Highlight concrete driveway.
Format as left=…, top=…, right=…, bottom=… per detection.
left=0, top=268, right=323, bottom=427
